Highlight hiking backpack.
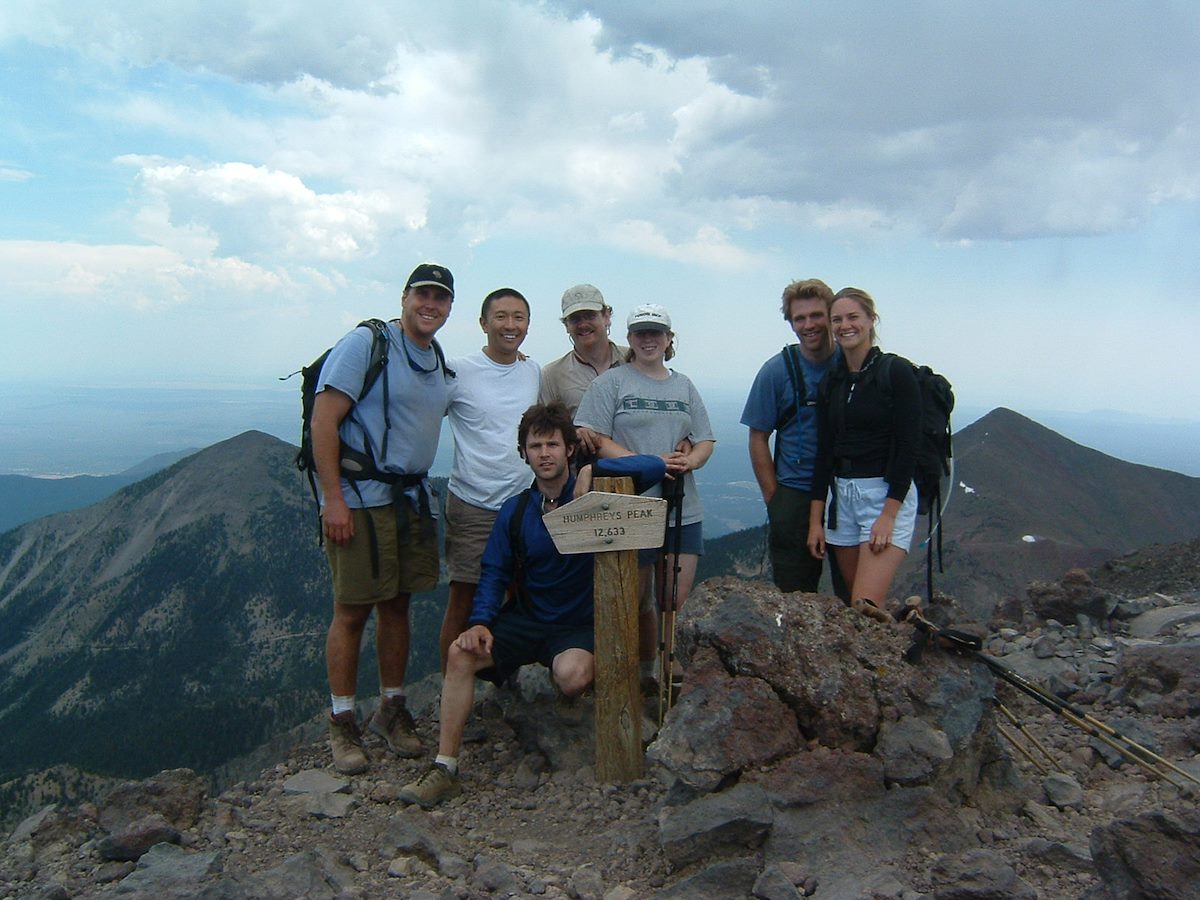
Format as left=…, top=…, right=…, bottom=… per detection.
left=877, top=353, right=955, bottom=602
left=287, top=317, right=451, bottom=536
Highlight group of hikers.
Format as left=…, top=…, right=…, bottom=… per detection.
left=310, top=264, right=923, bottom=809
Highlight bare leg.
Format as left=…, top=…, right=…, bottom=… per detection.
left=374, top=593, right=411, bottom=689
left=832, top=545, right=859, bottom=601
left=848, top=544, right=907, bottom=608
left=327, top=602, right=374, bottom=697
left=638, top=565, right=656, bottom=662
left=660, top=551, right=698, bottom=611
left=437, top=643, right=493, bottom=757
left=440, top=581, right=477, bottom=672
left=551, top=649, right=595, bottom=697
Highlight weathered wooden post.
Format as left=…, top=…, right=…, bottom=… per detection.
left=542, top=478, right=666, bottom=782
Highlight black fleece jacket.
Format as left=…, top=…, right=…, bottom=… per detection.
left=812, top=347, right=921, bottom=503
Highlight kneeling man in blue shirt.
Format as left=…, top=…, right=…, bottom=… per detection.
left=400, top=401, right=664, bottom=809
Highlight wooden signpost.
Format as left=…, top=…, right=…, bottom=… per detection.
left=542, top=477, right=666, bottom=782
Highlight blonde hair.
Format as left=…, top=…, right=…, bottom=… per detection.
left=830, top=287, right=879, bottom=344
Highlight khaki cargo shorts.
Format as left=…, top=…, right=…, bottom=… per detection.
left=325, top=503, right=439, bottom=604
left=444, top=491, right=499, bottom=584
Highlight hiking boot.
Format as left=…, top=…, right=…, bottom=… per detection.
left=368, top=696, right=424, bottom=758
left=399, top=763, right=462, bottom=810
left=328, top=711, right=369, bottom=775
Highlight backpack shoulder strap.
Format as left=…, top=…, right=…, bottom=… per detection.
left=356, top=318, right=391, bottom=400
left=774, top=344, right=806, bottom=432
left=508, top=486, right=534, bottom=608
left=431, top=336, right=456, bottom=380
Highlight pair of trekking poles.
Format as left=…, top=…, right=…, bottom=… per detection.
left=904, top=608, right=1200, bottom=792
left=655, top=477, right=685, bottom=727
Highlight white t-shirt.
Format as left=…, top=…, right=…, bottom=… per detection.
left=446, top=350, right=542, bottom=510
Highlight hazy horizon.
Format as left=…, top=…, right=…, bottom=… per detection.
left=3, top=381, right=1197, bottom=485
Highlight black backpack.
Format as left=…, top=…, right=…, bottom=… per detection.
left=876, top=355, right=954, bottom=516
left=287, top=318, right=451, bottom=534
left=877, top=354, right=955, bottom=601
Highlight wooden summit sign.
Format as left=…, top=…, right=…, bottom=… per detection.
left=544, top=481, right=667, bottom=782
left=542, top=491, right=667, bottom=555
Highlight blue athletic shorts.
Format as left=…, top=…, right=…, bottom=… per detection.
left=477, top=607, right=594, bottom=685
left=825, top=477, right=918, bottom=552
left=637, top=521, right=703, bottom=567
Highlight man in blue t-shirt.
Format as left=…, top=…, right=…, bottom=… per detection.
left=399, top=402, right=664, bottom=809
left=312, top=263, right=456, bottom=775
left=741, top=278, right=843, bottom=595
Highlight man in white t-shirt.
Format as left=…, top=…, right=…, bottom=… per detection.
left=440, top=288, right=541, bottom=668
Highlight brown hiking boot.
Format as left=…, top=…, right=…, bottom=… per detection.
left=368, top=696, right=423, bottom=758
left=399, top=763, right=462, bottom=809
left=328, top=711, right=369, bottom=775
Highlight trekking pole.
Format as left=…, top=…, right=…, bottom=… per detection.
left=972, top=651, right=1200, bottom=790
left=663, top=476, right=685, bottom=717
left=904, top=610, right=1200, bottom=791
left=658, top=476, right=684, bottom=727
left=995, top=723, right=1050, bottom=776
left=995, top=700, right=1063, bottom=774
left=655, top=476, right=675, bottom=726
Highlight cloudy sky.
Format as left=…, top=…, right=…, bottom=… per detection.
left=3, top=0, right=1198, bottom=427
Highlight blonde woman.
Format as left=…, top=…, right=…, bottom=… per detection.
left=807, top=288, right=920, bottom=622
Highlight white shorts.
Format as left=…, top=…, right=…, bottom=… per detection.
left=825, top=477, right=918, bottom=552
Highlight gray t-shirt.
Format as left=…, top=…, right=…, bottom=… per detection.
left=575, top=366, right=715, bottom=526
left=316, top=321, right=452, bottom=508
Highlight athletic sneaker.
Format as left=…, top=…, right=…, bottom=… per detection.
left=328, top=711, right=369, bottom=775
left=368, top=696, right=424, bottom=758
left=399, top=763, right=462, bottom=809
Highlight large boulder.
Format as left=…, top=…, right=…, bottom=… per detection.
left=98, top=768, right=208, bottom=832
left=1090, top=809, right=1200, bottom=899
left=1026, top=568, right=1115, bottom=624
left=646, top=578, right=1009, bottom=888
left=1113, top=644, right=1200, bottom=718
left=661, top=578, right=998, bottom=787
left=646, top=645, right=800, bottom=795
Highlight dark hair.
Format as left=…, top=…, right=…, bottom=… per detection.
left=780, top=278, right=834, bottom=320
left=517, top=401, right=578, bottom=453
left=481, top=287, right=530, bottom=319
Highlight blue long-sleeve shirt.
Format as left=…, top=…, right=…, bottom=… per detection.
left=468, top=454, right=667, bottom=628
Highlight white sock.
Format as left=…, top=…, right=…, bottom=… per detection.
left=435, top=754, right=458, bottom=774
left=331, top=694, right=355, bottom=716
left=381, top=686, right=405, bottom=703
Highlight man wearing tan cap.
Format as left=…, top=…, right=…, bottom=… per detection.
left=537, top=284, right=627, bottom=459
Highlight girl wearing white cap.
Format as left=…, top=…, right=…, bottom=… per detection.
left=574, top=303, right=715, bottom=692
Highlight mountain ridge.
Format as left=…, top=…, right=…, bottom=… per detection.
left=3, top=408, right=1198, bottom=800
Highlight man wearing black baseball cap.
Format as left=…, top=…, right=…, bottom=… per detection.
left=311, top=262, right=456, bottom=774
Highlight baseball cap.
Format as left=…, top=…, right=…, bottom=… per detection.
left=626, top=303, right=671, bottom=332
left=406, top=263, right=454, bottom=298
left=560, top=284, right=605, bottom=319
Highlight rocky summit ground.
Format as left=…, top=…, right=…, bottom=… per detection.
left=5, top=546, right=1200, bottom=899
